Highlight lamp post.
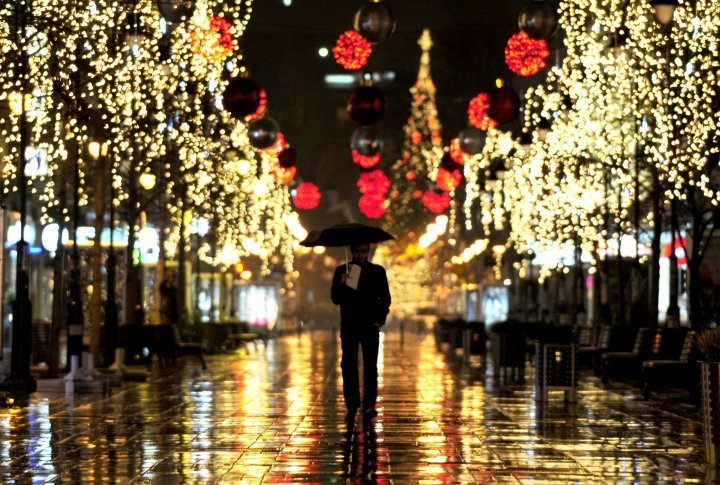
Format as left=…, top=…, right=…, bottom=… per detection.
left=4, top=1, right=35, bottom=393
left=649, top=0, right=678, bottom=27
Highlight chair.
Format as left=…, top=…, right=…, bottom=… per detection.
left=642, top=330, right=697, bottom=399
left=601, top=327, right=664, bottom=383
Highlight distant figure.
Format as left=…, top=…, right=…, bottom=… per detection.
left=159, top=271, right=179, bottom=325
left=331, top=243, right=391, bottom=425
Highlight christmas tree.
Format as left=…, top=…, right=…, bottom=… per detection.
left=387, top=29, right=444, bottom=242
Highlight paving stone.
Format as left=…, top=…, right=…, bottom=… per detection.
left=0, top=328, right=710, bottom=481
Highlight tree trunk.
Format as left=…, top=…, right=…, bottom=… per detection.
left=177, top=203, right=187, bottom=329
left=154, top=211, right=166, bottom=324
left=48, top=238, right=65, bottom=378
left=688, top=210, right=706, bottom=330
left=48, top=164, right=70, bottom=378
left=89, top=156, right=106, bottom=366
left=648, top=175, right=663, bottom=327
left=667, top=199, right=680, bottom=326
left=124, top=204, right=138, bottom=326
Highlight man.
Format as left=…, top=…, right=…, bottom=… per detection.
left=159, top=270, right=179, bottom=324
left=331, top=243, right=391, bottom=424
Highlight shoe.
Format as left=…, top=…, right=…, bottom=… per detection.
left=362, top=408, right=378, bottom=421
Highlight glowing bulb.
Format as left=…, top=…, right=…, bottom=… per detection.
left=139, top=173, right=156, bottom=190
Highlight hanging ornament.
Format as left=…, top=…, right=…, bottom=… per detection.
left=261, top=132, right=286, bottom=157
left=467, top=93, right=497, bottom=131
left=359, top=193, right=388, bottom=219
left=271, top=165, right=296, bottom=184
left=293, top=182, right=322, bottom=210
left=457, top=127, right=486, bottom=155
left=278, top=147, right=297, bottom=168
left=223, top=76, right=266, bottom=120
left=487, top=83, right=520, bottom=125
left=436, top=167, right=463, bottom=192
left=505, top=31, right=550, bottom=76
left=352, top=150, right=381, bottom=169
left=353, top=0, right=395, bottom=43
left=357, top=168, right=391, bottom=195
left=405, top=170, right=417, bottom=181
left=188, top=15, right=234, bottom=63
left=156, top=0, right=194, bottom=23
left=350, top=126, right=383, bottom=156
left=333, top=30, right=372, bottom=70
left=347, top=78, right=387, bottom=126
left=248, top=117, right=280, bottom=149
left=422, top=190, right=450, bottom=213
left=518, top=0, right=558, bottom=40
left=449, top=138, right=469, bottom=164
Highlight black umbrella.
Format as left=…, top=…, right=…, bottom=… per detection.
left=300, top=223, right=395, bottom=247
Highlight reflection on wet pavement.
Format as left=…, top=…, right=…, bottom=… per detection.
left=0, top=328, right=708, bottom=482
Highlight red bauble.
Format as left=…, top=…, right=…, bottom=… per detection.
left=505, top=31, right=550, bottom=77
left=261, top=133, right=286, bottom=157
left=436, top=167, right=463, bottom=192
left=357, top=169, right=390, bottom=195
left=223, top=77, right=266, bottom=120
left=292, top=182, right=321, bottom=210
left=348, top=85, right=387, bottom=126
left=487, top=86, right=521, bottom=125
left=333, top=30, right=372, bottom=70
left=358, top=193, right=388, bottom=219
left=351, top=150, right=381, bottom=169
left=271, top=165, right=296, bottom=184
left=468, top=93, right=497, bottom=131
left=278, top=147, right=297, bottom=168
left=449, top=138, right=470, bottom=164
left=405, top=170, right=416, bottom=181
left=422, top=190, right=450, bottom=213
left=189, top=15, right=234, bottom=63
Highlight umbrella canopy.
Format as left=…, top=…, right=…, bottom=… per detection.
left=300, top=223, right=395, bottom=247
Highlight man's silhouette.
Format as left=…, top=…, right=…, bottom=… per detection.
left=331, top=243, right=391, bottom=424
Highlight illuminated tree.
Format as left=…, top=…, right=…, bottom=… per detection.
left=387, top=29, right=444, bottom=241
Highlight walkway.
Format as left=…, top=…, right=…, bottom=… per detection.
left=0, top=328, right=708, bottom=483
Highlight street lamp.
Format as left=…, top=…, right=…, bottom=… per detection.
left=649, top=0, right=678, bottom=27
left=3, top=2, right=35, bottom=393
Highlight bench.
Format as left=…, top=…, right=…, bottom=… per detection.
left=641, top=330, right=697, bottom=399
left=573, top=325, right=594, bottom=348
left=145, top=324, right=206, bottom=369
left=601, top=328, right=688, bottom=384
left=577, top=325, right=636, bottom=372
left=228, top=321, right=268, bottom=353
left=197, top=323, right=233, bottom=353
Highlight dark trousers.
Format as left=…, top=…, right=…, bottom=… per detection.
left=340, top=326, right=380, bottom=412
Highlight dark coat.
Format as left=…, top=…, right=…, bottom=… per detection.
left=159, top=279, right=179, bottom=324
left=331, top=261, right=391, bottom=328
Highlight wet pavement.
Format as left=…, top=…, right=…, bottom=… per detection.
left=0, top=327, right=710, bottom=483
